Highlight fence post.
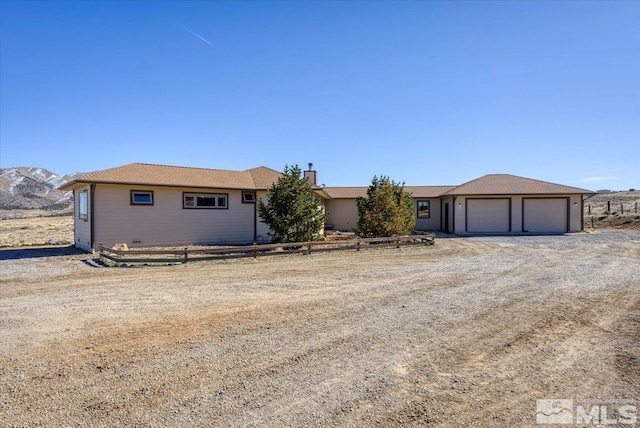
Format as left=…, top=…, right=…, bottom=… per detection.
left=357, top=240, right=360, bottom=252
left=607, top=201, right=610, bottom=213
left=621, top=203, right=624, bottom=214
left=253, top=242, right=257, bottom=259
left=591, top=216, right=594, bottom=229
left=396, top=237, right=400, bottom=249
left=184, top=248, right=188, bottom=263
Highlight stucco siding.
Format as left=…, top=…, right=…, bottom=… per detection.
left=415, top=198, right=441, bottom=231
left=74, top=185, right=92, bottom=251
left=325, top=199, right=359, bottom=232
left=93, top=185, right=257, bottom=247
left=569, top=195, right=582, bottom=231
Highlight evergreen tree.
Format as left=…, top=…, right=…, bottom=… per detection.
left=356, top=176, right=415, bottom=237
left=258, top=165, right=326, bottom=243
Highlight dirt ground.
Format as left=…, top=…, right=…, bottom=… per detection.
left=1, top=232, right=638, bottom=427
left=0, top=211, right=73, bottom=248
left=584, top=191, right=640, bottom=232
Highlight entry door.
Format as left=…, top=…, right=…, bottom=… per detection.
left=444, top=203, right=450, bottom=232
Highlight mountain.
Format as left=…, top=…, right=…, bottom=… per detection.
left=0, top=167, right=80, bottom=210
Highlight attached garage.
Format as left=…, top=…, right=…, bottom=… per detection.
left=522, top=198, right=568, bottom=233
left=466, top=198, right=511, bottom=233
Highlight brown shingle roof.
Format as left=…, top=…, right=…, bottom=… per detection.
left=443, top=174, right=595, bottom=196
left=323, top=185, right=455, bottom=199
left=405, top=186, right=458, bottom=198
left=60, top=163, right=281, bottom=190
left=322, top=187, right=368, bottom=199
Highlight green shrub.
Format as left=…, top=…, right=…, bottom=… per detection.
left=258, top=165, right=326, bottom=243
left=356, top=176, right=415, bottom=238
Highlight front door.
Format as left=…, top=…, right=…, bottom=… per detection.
left=444, top=203, right=449, bottom=233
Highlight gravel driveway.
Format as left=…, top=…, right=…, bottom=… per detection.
left=1, top=231, right=639, bottom=427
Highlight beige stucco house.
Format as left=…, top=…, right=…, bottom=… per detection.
left=324, top=174, right=594, bottom=235
left=60, top=163, right=595, bottom=251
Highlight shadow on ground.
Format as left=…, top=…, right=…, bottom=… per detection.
left=0, top=245, right=85, bottom=261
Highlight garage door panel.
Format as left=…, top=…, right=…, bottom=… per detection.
left=523, top=198, right=567, bottom=233
left=467, top=199, right=510, bottom=232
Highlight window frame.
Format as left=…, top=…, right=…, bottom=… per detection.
left=130, top=190, right=154, bottom=206
left=242, top=191, right=256, bottom=204
left=417, top=200, right=431, bottom=219
left=78, top=190, right=89, bottom=221
left=183, top=192, right=229, bottom=209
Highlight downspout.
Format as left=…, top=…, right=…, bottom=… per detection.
left=90, top=184, right=96, bottom=250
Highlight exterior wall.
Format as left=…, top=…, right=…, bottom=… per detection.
left=325, top=199, right=359, bottom=232
left=74, top=185, right=92, bottom=251
left=415, top=198, right=442, bottom=231
left=326, top=197, right=443, bottom=232
left=453, top=194, right=584, bottom=234
left=93, top=184, right=258, bottom=247
left=569, top=194, right=583, bottom=231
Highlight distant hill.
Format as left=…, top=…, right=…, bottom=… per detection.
left=0, top=167, right=81, bottom=210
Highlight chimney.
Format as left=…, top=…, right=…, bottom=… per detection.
left=304, top=162, right=317, bottom=186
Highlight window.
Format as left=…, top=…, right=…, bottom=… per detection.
left=78, top=190, right=88, bottom=220
left=130, top=190, right=154, bottom=205
left=183, top=192, right=228, bottom=209
left=417, top=200, right=430, bottom=218
left=242, top=192, right=256, bottom=203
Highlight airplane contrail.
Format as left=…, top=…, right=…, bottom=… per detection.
left=179, top=24, right=212, bottom=46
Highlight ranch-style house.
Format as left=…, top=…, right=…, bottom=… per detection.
left=60, top=163, right=595, bottom=252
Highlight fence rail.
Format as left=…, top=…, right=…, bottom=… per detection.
left=98, top=234, right=435, bottom=265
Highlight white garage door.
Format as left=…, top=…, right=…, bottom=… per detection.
left=466, top=198, right=510, bottom=232
left=523, top=198, right=568, bottom=233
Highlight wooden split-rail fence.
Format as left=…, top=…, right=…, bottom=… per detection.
left=98, top=234, right=435, bottom=266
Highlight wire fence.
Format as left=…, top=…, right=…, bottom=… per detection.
left=586, top=201, right=638, bottom=215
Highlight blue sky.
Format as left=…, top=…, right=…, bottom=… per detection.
left=1, top=1, right=638, bottom=190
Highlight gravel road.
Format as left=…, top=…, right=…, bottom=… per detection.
left=1, top=231, right=639, bottom=427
